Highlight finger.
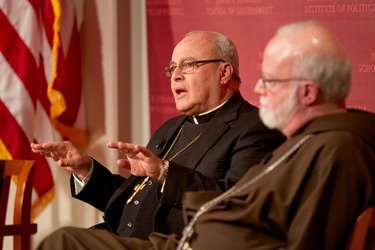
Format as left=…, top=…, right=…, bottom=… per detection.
left=117, top=143, right=140, bottom=156
left=117, top=159, right=130, bottom=169
left=107, top=141, right=134, bottom=152
left=133, top=144, right=154, bottom=159
left=31, top=147, right=51, bottom=156
left=117, top=142, right=136, bottom=150
left=59, top=158, right=71, bottom=167
left=30, top=143, right=42, bottom=149
left=48, top=141, right=68, bottom=150
left=106, top=141, right=119, bottom=148
left=38, top=142, right=59, bottom=152
left=30, top=143, right=45, bottom=153
left=30, top=147, right=44, bottom=154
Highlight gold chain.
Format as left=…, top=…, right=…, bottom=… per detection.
left=161, top=124, right=201, bottom=161
left=161, top=124, right=185, bottom=161
left=126, top=124, right=201, bottom=204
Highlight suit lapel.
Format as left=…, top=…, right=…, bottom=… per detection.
left=181, top=91, right=246, bottom=169
left=106, top=92, right=246, bottom=208
left=151, top=116, right=188, bottom=158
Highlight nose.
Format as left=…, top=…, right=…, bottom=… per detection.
left=172, top=66, right=184, bottom=81
left=254, top=78, right=265, bottom=94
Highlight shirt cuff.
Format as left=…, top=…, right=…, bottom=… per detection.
left=160, top=160, right=169, bottom=193
left=73, top=158, right=94, bottom=194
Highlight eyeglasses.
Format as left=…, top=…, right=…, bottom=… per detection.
left=261, top=76, right=311, bottom=89
left=165, top=59, right=224, bottom=77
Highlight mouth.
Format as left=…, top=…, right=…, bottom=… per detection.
left=175, top=88, right=187, bottom=96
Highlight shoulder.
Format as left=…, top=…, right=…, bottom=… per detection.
left=296, top=131, right=374, bottom=180
left=153, top=115, right=185, bottom=133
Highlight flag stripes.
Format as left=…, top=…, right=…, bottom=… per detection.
left=0, top=0, right=86, bottom=219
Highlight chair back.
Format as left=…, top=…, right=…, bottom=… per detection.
left=0, top=160, right=37, bottom=250
left=346, top=206, right=375, bottom=250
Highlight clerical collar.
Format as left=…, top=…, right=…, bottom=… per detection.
left=191, top=101, right=227, bottom=124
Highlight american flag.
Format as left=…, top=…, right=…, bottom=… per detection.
left=0, top=0, right=86, bottom=219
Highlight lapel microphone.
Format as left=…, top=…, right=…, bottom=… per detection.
left=156, top=139, right=166, bottom=150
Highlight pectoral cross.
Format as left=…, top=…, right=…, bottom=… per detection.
left=126, top=177, right=149, bottom=204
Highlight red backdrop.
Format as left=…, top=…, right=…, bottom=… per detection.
left=146, top=0, right=375, bottom=133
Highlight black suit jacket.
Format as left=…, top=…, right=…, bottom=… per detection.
left=71, top=91, right=285, bottom=238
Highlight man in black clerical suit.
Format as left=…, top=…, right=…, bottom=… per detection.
left=31, top=30, right=285, bottom=245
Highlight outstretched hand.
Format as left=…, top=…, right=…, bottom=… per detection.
left=30, top=141, right=92, bottom=179
left=107, top=142, right=164, bottom=179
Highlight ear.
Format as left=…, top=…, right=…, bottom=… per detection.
left=220, top=63, right=233, bottom=85
left=301, top=81, right=319, bottom=105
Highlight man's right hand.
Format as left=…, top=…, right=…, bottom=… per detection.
left=30, top=141, right=92, bottom=180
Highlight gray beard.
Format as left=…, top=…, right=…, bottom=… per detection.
left=259, top=90, right=299, bottom=130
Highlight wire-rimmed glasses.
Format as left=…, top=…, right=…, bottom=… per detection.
left=165, top=59, right=224, bottom=77
left=260, top=76, right=311, bottom=89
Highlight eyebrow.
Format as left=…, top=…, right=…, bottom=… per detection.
left=168, top=57, right=196, bottom=65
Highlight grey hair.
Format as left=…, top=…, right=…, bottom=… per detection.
left=277, top=21, right=352, bottom=101
left=185, top=31, right=241, bottom=83
left=293, top=54, right=352, bottom=101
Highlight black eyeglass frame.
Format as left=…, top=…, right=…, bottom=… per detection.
left=164, top=59, right=225, bottom=77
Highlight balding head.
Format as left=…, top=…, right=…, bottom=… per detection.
left=182, top=31, right=241, bottom=83
left=265, top=21, right=352, bottom=102
left=275, top=21, right=347, bottom=58
left=257, top=21, right=352, bottom=137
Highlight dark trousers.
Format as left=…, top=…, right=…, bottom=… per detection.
left=36, top=227, right=180, bottom=250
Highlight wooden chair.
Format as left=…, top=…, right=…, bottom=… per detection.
left=346, top=207, right=375, bottom=250
left=0, top=160, right=37, bottom=250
